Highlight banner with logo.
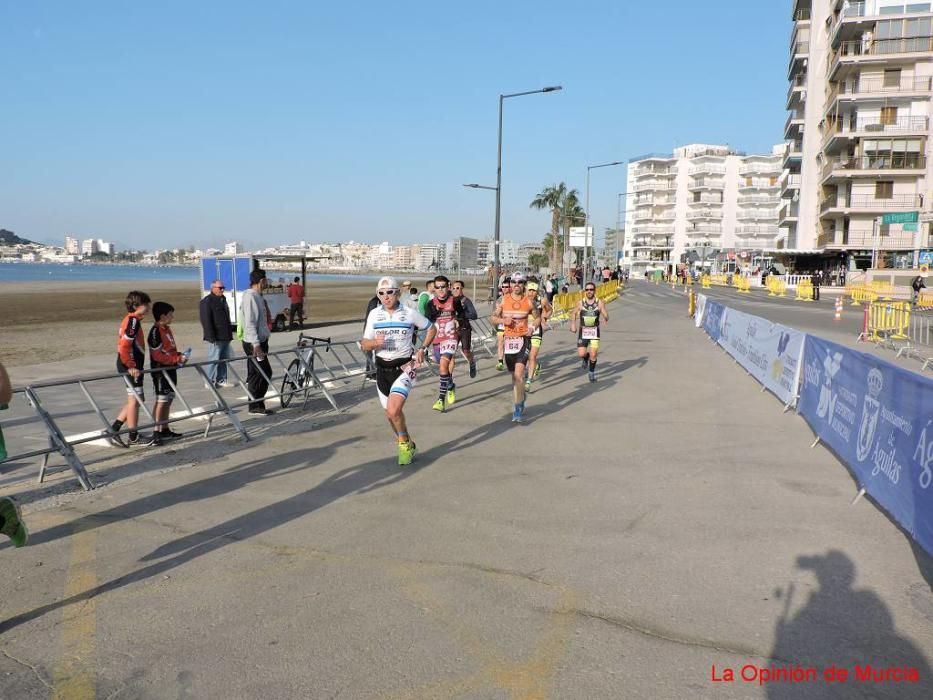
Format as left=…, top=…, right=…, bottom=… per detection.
left=695, top=293, right=708, bottom=328
left=799, top=335, right=933, bottom=556
left=702, top=299, right=725, bottom=342
left=717, top=307, right=806, bottom=406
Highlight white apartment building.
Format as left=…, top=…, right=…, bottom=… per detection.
left=224, top=241, right=245, bottom=256
left=64, top=236, right=79, bottom=254
left=415, top=244, right=446, bottom=272
left=622, top=144, right=784, bottom=276
left=784, top=0, right=933, bottom=268
left=81, top=238, right=99, bottom=256
left=97, top=239, right=115, bottom=256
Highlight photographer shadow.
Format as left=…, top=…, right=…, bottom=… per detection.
left=768, top=550, right=931, bottom=699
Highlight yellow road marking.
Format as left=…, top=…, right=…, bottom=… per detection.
left=51, top=526, right=97, bottom=700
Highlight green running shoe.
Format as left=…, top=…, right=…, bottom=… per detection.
left=398, top=441, right=417, bottom=466
left=446, top=385, right=456, bottom=405
left=0, top=497, right=28, bottom=548
left=432, top=399, right=445, bottom=412
left=496, top=360, right=504, bottom=371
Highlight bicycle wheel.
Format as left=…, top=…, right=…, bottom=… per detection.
left=280, top=359, right=301, bottom=408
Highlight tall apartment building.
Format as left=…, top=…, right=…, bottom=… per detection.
left=64, top=236, right=79, bottom=254
left=784, top=0, right=933, bottom=268
left=81, top=238, right=99, bottom=256
left=622, top=144, right=783, bottom=276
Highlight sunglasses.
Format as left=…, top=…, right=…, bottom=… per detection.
left=377, top=289, right=398, bottom=297
left=435, top=284, right=448, bottom=290
left=213, top=286, right=225, bottom=290
left=585, top=287, right=596, bottom=291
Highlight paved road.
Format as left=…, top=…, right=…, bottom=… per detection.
left=1, top=284, right=932, bottom=699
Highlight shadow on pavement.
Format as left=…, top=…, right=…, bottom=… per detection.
left=0, top=417, right=516, bottom=634
left=768, top=550, right=931, bottom=699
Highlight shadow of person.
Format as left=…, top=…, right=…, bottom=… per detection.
left=768, top=550, right=932, bottom=699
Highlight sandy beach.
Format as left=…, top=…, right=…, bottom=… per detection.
left=0, top=279, right=378, bottom=367
left=0, top=276, right=491, bottom=367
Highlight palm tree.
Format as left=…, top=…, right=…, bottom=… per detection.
left=530, top=183, right=566, bottom=272
left=560, top=189, right=585, bottom=274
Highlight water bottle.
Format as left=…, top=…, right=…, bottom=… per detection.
left=183, top=347, right=192, bottom=360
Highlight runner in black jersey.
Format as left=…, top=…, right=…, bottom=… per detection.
left=570, top=283, right=608, bottom=382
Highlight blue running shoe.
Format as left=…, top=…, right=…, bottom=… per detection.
left=469, top=362, right=477, bottom=378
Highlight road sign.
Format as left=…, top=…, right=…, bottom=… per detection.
left=569, top=227, right=593, bottom=247
left=919, top=251, right=933, bottom=265
left=882, top=211, right=919, bottom=225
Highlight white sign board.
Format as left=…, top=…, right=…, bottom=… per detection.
left=569, top=227, right=593, bottom=248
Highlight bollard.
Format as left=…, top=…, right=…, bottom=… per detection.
left=688, top=289, right=696, bottom=317
left=834, top=297, right=842, bottom=321
left=858, top=304, right=870, bottom=342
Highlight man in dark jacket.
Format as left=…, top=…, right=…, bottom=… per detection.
left=810, top=270, right=821, bottom=301
left=199, top=279, right=234, bottom=386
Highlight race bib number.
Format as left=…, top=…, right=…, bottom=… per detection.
left=438, top=339, right=457, bottom=355
left=582, top=327, right=598, bottom=340
left=403, top=361, right=418, bottom=382
left=504, top=337, right=525, bottom=355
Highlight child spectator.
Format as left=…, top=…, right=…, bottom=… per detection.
left=111, top=290, right=151, bottom=447
left=147, top=301, right=188, bottom=446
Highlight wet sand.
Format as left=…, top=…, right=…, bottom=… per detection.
left=0, top=280, right=376, bottom=367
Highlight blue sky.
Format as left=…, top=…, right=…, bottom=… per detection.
left=1, top=1, right=789, bottom=250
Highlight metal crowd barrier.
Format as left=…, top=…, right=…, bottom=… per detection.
left=0, top=339, right=371, bottom=491
left=860, top=301, right=910, bottom=345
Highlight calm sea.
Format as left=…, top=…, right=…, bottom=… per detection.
left=0, top=262, right=381, bottom=284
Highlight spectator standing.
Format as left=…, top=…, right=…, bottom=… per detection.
left=287, top=276, right=305, bottom=329
left=912, top=275, right=926, bottom=305
left=240, top=269, right=274, bottom=415
left=147, top=302, right=188, bottom=446
left=110, top=290, right=151, bottom=447
left=544, top=275, right=555, bottom=304
left=811, top=270, right=822, bottom=301
left=199, top=279, right=233, bottom=387
left=0, top=359, right=27, bottom=547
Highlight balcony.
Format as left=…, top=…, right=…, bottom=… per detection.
left=824, top=232, right=922, bottom=249
left=789, top=41, right=809, bottom=77
left=821, top=154, right=927, bottom=181
left=634, top=181, right=677, bottom=192
left=783, top=140, right=804, bottom=166
left=830, top=37, right=933, bottom=80
left=688, top=162, right=726, bottom=175
left=740, top=160, right=781, bottom=176
left=784, top=109, right=806, bottom=138
left=688, top=178, right=725, bottom=190
left=687, top=225, right=723, bottom=236
left=819, top=193, right=923, bottom=214
left=778, top=202, right=800, bottom=221
left=687, top=209, right=724, bottom=221
left=793, top=7, right=811, bottom=22
left=736, top=225, right=781, bottom=237
left=826, top=77, right=933, bottom=112
left=631, top=225, right=675, bottom=236
left=781, top=173, right=802, bottom=193
left=739, top=194, right=781, bottom=205
left=739, top=179, right=781, bottom=191
left=635, top=166, right=675, bottom=179
left=787, top=73, right=808, bottom=108
left=739, top=208, right=780, bottom=221
left=822, top=115, right=929, bottom=150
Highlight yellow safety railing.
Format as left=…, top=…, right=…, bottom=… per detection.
left=766, top=276, right=787, bottom=297
left=795, top=279, right=814, bottom=302
left=846, top=284, right=879, bottom=306
left=549, top=279, right=622, bottom=323
left=701, top=275, right=711, bottom=289
left=710, top=274, right=729, bottom=286
left=864, top=301, right=910, bottom=342
left=916, top=290, right=933, bottom=310
left=868, top=280, right=895, bottom=300
left=733, top=274, right=751, bottom=293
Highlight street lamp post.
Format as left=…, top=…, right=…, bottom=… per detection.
left=615, top=190, right=632, bottom=270
left=584, top=160, right=625, bottom=283
left=492, top=86, right=562, bottom=288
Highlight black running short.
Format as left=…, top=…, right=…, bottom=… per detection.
left=503, top=337, right=531, bottom=372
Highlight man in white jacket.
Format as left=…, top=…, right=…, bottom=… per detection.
left=240, top=269, right=274, bottom=415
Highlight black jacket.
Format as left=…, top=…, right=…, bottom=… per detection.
left=200, top=293, right=233, bottom=342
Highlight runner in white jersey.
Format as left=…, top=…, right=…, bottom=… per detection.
left=361, top=276, right=436, bottom=466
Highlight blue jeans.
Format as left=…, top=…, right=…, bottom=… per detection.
left=207, top=341, right=233, bottom=384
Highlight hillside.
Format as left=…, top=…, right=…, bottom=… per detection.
left=0, top=229, right=35, bottom=246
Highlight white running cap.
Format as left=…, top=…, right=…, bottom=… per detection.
left=377, top=276, right=399, bottom=290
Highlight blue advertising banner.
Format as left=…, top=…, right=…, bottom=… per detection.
left=702, top=299, right=725, bottom=342
left=799, top=335, right=933, bottom=555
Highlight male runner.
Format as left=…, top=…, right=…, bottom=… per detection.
left=524, top=279, right=552, bottom=392
left=570, top=282, right=609, bottom=382
left=491, top=272, right=539, bottom=422
left=423, top=275, right=465, bottom=411
left=361, top=277, right=436, bottom=465
left=451, top=280, right=478, bottom=379
left=494, top=278, right=511, bottom=371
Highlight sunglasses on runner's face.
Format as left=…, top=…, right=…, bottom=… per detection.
left=377, top=289, right=398, bottom=296
left=585, top=287, right=596, bottom=292
left=435, top=284, right=448, bottom=290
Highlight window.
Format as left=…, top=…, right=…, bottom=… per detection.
left=876, top=181, right=894, bottom=199
left=880, top=223, right=891, bottom=237
left=884, top=68, right=902, bottom=87
left=693, top=192, right=702, bottom=203
left=881, top=106, right=898, bottom=124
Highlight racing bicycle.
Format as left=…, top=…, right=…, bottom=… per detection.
left=280, top=333, right=331, bottom=408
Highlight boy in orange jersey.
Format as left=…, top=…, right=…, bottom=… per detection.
left=110, top=290, right=151, bottom=447
left=147, top=301, right=189, bottom=446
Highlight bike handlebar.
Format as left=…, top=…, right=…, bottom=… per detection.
left=297, top=333, right=332, bottom=351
